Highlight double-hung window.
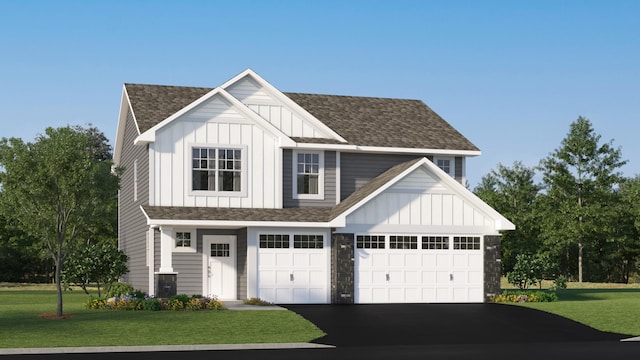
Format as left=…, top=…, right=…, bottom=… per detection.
left=192, top=147, right=242, bottom=192
left=293, top=151, right=324, bottom=199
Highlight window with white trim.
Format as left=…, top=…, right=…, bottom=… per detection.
left=389, top=236, right=418, bottom=249
left=453, top=236, right=481, bottom=250
left=435, top=158, right=452, bottom=176
left=293, top=151, right=324, bottom=199
left=192, top=147, right=242, bottom=192
left=259, top=234, right=290, bottom=249
left=173, top=231, right=196, bottom=252
left=422, top=236, right=449, bottom=250
left=356, top=235, right=385, bottom=249
left=176, top=232, right=192, bottom=248
left=293, top=235, right=324, bottom=249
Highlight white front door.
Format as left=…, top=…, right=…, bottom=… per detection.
left=204, top=235, right=236, bottom=300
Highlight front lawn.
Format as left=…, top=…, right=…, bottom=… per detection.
left=0, top=286, right=325, bottom=348
left=517, top=288, right=640, bottom=336
left=499, top=278, right=640, bottom=336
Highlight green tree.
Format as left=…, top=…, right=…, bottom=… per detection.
left=63, top=241, right=128, bottom=296
left=538, top=117, right=626, bottom=282
left=474, top=161, right=542, bottom=272
left=0, top=126, right=120, bottom=316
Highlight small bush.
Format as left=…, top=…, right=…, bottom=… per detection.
left=551, top=275, right=568, bottom=291
left=107, top=282, right=135, bottom=298
left=141, top=298, right=162, bottom=311
left=243, top=297, right=274, bottom=306
left=491, top=290, right=558, bottom=303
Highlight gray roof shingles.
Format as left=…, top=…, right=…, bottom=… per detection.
left=124, top=83, right=478, bottom=151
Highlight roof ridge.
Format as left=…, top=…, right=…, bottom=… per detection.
left=284, top=91, right=421, bottom=102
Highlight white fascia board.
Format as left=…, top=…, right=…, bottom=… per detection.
left=355, top=146, right=481, bottom=157
left=284, top=143, right=481, bottom=157
left=419, top=159, right=516, bottom=231
left=113, top=86, right=139, bottom=166
left=221, top=69, right=347, bottom=143
left=133, top=86, right=296, bottom=147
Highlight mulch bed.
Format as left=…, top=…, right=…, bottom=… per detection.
left=38, top=313, right=74, bottom=320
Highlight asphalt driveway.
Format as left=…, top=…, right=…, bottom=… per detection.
left=284, top=303, right=626, bottom=347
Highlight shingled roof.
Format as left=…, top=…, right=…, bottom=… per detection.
left=285, top=93, right=478, bottom=151
left=124, top=83, right=478, bottom=151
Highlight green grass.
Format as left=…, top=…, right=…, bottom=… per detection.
left=499, top=278, right=640, bottom=336
left=517, top=288, right=640, bottom=336
left=0, top=288, right=325, bottom=348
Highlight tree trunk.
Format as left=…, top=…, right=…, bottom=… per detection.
left=578, top=241, right=583, bottom=283
left=54, top=257, right=63, bottom=317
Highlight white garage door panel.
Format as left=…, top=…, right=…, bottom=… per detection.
left=258, top=246, right=329, bottom=304
left=355, top=237, right=484, bottom=303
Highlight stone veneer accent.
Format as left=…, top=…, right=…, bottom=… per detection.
left=484, top=235, right=502, bottom=302
left=331, top=233, right=354, bottom=304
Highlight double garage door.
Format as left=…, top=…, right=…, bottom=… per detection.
left=257, top=233, right=484, bottom=304
left=356, top=235, right=484, bottom=303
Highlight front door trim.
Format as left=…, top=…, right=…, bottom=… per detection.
left=202, top=235, right=237, bottom=300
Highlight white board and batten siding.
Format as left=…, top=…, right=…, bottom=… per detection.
left=150, top=95, right=280, bottom=208
left=344, top=167, right=495, bottom=234
left=226, top=77, right=334, bottom=139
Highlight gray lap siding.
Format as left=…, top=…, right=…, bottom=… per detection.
left=283, top=150, right=336, bottom=207
left=118, top=108, right=150, bottom=293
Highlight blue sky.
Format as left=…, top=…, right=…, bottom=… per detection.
left=1, top=0, right=638, bottom=187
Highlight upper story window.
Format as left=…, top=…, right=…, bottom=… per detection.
left=434, top=157, right=454, bottom=177
left=192, top=147, right=242, bottom=192
left=293, top=150, right=324, bottom=200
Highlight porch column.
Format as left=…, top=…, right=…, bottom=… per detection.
left=158, top=226, right=174, bottom=273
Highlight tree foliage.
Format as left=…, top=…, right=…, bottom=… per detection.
left=0, top=126, right=120, bottom=316
left=474, top=161, right=542, bottom=272
left=538, top=117, right=627, bottom=282
left=63, top=241, right=128, bottom=297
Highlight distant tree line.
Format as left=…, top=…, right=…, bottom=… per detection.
left=475, top=117, right=640, bottom=283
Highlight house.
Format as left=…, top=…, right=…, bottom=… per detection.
left=114, top=69, right=514, bottom=304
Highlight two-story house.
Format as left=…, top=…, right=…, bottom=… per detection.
left=114, top=69, right=514, bottom=304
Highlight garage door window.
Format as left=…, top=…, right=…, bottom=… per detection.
left=259, top=234, right=290, bottom=248
left=422, top=236, right=449, bottom=250
left=356, top=235, right=385, bottom=249
left=293, top=235, right=324, bottom=249
left=453, top=236, right=481, bottom=250
left=389, top=236, right=417, bottom=249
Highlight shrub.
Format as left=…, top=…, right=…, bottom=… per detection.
left=107, top=282, right=135, bottom=298
left=491, top=290, right=558, bottom=303
left=243, top=297, right=274, bottom=306
left=141, top=298, right=162, bottom=311
left=551, top=275, right=568, bottom=291
left=205, top=297, right=225, bottom=310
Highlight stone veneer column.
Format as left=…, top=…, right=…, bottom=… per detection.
left=331, top=233, right=355, bottom=304
left=484, top=235, right=502, bottom=302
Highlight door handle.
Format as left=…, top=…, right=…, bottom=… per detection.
left=290, top=273, right=294, bottom=282
left=386, top=273, right=390, bottom=281
left=450, top=273, right=453, bottom=281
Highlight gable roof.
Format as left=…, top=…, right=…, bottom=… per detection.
left=285, top=93, right=479, bottom=151
left=123, top=76, right=479, bottom=152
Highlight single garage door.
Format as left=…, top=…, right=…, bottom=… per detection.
left=355, top=235, right=484, bottom=303
left=258, top=234, right=329, bottom=304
